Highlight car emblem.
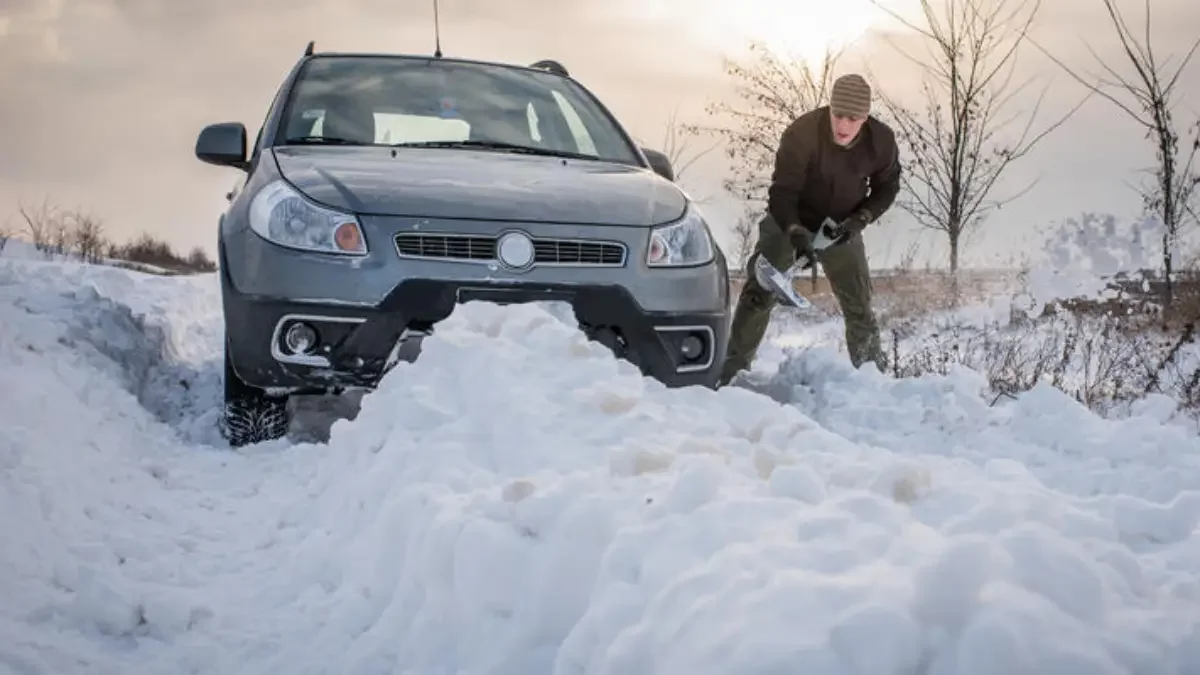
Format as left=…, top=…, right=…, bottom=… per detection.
left=496, top=231, right=535, bottom=269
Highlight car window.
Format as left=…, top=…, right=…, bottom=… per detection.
left=298, top=109, right=472, bottom=144
left=277, top=55, right=638, bottom=163
left=550, top=91, right=600, bottom=155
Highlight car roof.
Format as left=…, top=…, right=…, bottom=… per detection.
left=296, top=43, right=573, bottom=80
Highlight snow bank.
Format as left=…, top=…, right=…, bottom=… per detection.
left=2, top=255, right=1200, bottom=675
left=1, top=236, right=180, bottom=276
left=0, top=257, right=226, bottom=443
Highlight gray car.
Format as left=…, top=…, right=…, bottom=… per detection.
left=195, top=43, right=731, bottom=447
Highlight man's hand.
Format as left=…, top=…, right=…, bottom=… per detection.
left=785, top=223, right=818, bottom=269
left=838, top=210, right=871, bottom=237
left=782, top=220, right=811, bottom=263
left=785, top=223, right=811, bottom=251
left=816, top=210, right=871, bottom=250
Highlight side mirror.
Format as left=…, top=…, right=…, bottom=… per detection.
left=641, top=147, right=675, bottom=182
left=196, top=122, right=249, bottom=171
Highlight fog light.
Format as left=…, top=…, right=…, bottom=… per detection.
left=680, top=333, right=704, bottom=361
left=284, top=322, right=318, bottom=354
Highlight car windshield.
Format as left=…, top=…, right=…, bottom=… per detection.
left=276, top=55, right=640, bottom=164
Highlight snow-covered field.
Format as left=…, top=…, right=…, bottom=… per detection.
left=3, top=245, right=1200, bottom=675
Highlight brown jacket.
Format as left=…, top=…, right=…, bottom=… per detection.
left=767, top=106, right=901, bottom=234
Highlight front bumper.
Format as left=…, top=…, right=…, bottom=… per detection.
left=223, top=277, right=729, bottom=394
left=219, top=211, right=729, bottom=394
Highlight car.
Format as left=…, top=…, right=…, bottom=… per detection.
left=194, top=42, right=731, bottom=448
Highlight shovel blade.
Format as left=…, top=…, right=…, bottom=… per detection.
left=810, top=218, right=842, bottom=252
left=753, top=254, right=814, bottom=310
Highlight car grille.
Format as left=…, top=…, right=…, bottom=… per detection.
left=393, top=233, right=626, bottom=266
left=532, top=239, right=625, bottom=265
left=394, top=233, right=496, bottom=261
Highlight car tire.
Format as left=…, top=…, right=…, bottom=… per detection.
left=221, top=343, right=291, bottom=448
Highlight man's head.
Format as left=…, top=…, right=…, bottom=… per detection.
left=828, top=74, right=872, bottom=146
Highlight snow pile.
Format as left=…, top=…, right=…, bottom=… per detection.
left=1, top=257, right=227, bottom=443
left=2, top=255, right=1200, bottom=674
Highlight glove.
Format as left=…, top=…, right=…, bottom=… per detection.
left=785, top=223, right=818, bottom=269
left=836, top=210, right=871, bottom=239
left=812, top=210, right=871, bottom=252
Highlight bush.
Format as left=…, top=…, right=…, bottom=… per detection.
left=5, top=197, right=217, bottom=276
left=887, top=309, right=1199, bottom=414
left=108, top=232, right=216, bottom=274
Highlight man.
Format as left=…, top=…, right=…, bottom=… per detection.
left=718, top=73, right=901, bottom=386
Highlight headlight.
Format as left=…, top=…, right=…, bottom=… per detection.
left=248, top=180, right=367, bottom=255
left=646, top=205, right=715, bottom=267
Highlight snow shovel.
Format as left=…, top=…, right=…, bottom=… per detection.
left=752, top=218, right=846, bottom=310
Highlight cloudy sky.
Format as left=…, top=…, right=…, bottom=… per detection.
left=1, top=0, right=1197, bottom=269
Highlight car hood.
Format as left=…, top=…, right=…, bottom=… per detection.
left=270, top=146, right=688, bottom=227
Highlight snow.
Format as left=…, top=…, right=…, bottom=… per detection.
left=1015, top=212, right=1165, bottom=316
left=3, top=241, right=1200, bottom=675
left=1, top=236, right=180, bottom=277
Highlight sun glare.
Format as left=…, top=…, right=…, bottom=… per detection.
left=691, top=0, right=895, bottom=63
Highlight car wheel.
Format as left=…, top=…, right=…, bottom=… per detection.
left=221, top=344, right=291, bottom=448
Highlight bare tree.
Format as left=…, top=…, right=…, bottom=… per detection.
left=50, top=217, right=71, bottom=258
left=660, top=106, right=718, bottom=200
left=71, top=209, right=107, bottom=263
left=869, top=0, right=1084, bottom=274
left=1032, top=0, right=1200, bottom=307
left=17, top=197, right=63, bottom=258
left=686, top=41, right=841, bottom=209
left=0, top=218, right=11, bottom=254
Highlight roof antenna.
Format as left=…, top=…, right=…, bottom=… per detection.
left=432, top=0, right=443, bottom=58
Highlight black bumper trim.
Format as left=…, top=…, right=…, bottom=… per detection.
left=269, top=313, right=366, bottom=368
left=222, top=278, right=729, bottom=394
left=653, top=324, right=717, bottom=373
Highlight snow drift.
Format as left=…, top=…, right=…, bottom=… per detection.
left=2, top=253, right=1200, bottom=675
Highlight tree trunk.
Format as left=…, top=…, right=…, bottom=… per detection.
left=1162, top=230, right=1174, bottom=309
left=949, top=228, right=962, bottom=306
left=948, top=229, right=960, bottom=275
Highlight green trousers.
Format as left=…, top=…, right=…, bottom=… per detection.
left=718, top=213, right=886, bottom=385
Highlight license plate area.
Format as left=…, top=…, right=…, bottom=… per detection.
left=455, top=285, right=575, bottom=305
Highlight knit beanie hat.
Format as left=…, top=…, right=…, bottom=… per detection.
left=830, top=74, right=871, bottom=118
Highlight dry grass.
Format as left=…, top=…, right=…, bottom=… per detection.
left=729, top=267, right=1020, bottom=323
left=885, top=310, right=1200, bottom=414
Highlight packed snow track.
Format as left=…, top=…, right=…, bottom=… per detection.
left=2, top=253, right=1200, bottom=675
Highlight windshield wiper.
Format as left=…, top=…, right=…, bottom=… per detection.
left=284, top=135, right=366, bottom=146
left=391, top=139, right=598, bottom=160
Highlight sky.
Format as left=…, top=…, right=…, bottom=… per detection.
left=1, top=0, right=1198, bottom=270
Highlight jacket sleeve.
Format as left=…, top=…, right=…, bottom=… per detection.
left=857, top=133, right=902, bottom=223
left=767, top=122, right=808, bottom=232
